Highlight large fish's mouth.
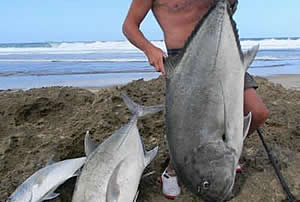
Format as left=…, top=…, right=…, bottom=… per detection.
left=180, top=141, right=236, bottom=201
left=222, top=177, right=235, bottom=201
left=196, top=172, right=235, bottom=202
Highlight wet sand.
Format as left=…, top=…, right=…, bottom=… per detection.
left=267, top=74, right=300, bottom=90
left=0, top=76, right=299, bottom=202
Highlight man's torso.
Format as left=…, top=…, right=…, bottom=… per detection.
left=152, top=0, right=218, bottom=49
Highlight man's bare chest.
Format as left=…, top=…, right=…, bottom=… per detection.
left=153, top=0, right=216, bottom=12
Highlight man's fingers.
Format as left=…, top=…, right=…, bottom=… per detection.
left=157, top=58, right=166, bottom=76
left=148, top=50, right=167, bottom=75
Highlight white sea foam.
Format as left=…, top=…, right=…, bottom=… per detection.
left=255, top=56, right=300, bottom=61
left=0, top=58, right=148, bottom=63
left=0, top=39, right=299, bottom=56
left=241, top=38, right=300, bottom=50
left=0, top=41, right=166, bottom=55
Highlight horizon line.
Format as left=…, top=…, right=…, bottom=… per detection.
left=1, top=36, right=300, bottom=45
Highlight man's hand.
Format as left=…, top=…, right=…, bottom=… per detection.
left=144, top=45, right=167, bottom=76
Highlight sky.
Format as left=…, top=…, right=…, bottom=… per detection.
left=0, top=0, right=299, bottom=43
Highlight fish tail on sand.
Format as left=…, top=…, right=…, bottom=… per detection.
left=120, top=91, right=164, bottom=118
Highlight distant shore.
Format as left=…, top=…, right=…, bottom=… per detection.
left=266, top=74, right=300, bottom=90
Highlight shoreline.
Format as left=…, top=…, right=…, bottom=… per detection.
left=266, top=74, right=300, bottom=90
left=0, top=74, right=299, bottom=93
left=83, top=74, right=300, bottom=93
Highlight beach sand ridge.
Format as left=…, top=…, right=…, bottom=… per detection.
left=0, top=76, right=299, bottom=202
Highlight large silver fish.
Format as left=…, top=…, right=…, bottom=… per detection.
left=7, top=157, right=86, bottom=202
left=163, top=0, right=258, bottom=201
left=72, top=92, right=163, bottom=202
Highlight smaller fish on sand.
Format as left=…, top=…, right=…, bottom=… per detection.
left=6, top=157, right=86, bottom=202
left=72, top=91, right=164, bottom=202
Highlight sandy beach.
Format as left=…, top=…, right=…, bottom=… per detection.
left=0, top=75, right=299, bottom=202
left=267, top=74, right=300, bottom=90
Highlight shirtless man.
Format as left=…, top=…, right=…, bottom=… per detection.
left=123, top=0, right=269, bottom=199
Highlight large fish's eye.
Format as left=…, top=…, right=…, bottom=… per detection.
left=203, top=181, right=210, bottom=189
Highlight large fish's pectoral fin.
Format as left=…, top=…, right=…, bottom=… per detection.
left=106, top=160, right=125, bottom=202
left=242, top=45, right=259, bottom=71
left=144, top=146, right=158, bottom=167
left=243, top=112, right=252, bottom=140
left=121, top=91, right=164, bottom=118
left=84, top=130, right=99, bottom=156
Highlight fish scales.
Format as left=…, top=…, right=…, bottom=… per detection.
left=164, top=1, right=258, bottom=201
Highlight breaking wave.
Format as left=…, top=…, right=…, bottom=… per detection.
left=0, top=38, right=300, bottom=56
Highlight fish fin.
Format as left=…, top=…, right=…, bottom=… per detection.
left=144, top=146, right=158, bottom=167
left=106, top=160, right=124, bottom=202
left=163, top=54, right=181, bottom=78
left=242, top=45, right=259, bottom=71
left=84, top=130, right=99, bottom=156
left=120, top=91, right=164, bottom=118
left=43, top=192, right=60, bottom=200
left=133, top=190, right=140, bottom=202
left=243, top=112, right=252, bottom=140
left=72, top=167, right=82, bottom=177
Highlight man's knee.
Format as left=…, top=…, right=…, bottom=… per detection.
left=251, top=106, right=269, bottom=126
left=244, top=88, right=269, bottom=127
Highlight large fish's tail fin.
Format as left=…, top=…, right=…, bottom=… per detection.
left=243, top=45, right=259, bottom=71
left=120, top=91, right=164, bottom=118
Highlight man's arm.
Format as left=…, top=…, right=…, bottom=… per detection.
left=122, top=0, right=166, bottom=75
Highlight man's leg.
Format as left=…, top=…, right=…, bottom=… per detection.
left=244, top=88, right=269, bottom=135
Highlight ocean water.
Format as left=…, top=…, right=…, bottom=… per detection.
left=0, top=38, right=300, bottom=90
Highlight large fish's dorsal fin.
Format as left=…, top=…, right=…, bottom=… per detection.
left=242, top=45, right=259, bottom=71
left=84, top=131, right=99, bottom=156
left=106, top=160, right=124, bottom=202
left=163, top=54, right=182, bottom=77
left=243, top=112, right=252, bottom=140
left=144, top=146, right=158, bottom=167
left=120, top=91, right=164, bottom=118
